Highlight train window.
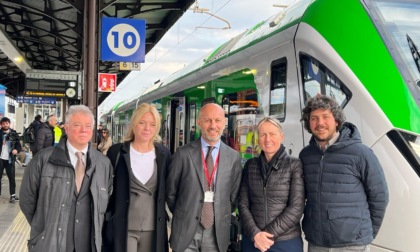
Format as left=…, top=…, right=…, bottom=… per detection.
left=187, top=103, right=196, bottom=143
left=300, top=54, right=352, bottom=107
left=388, top=130, right=420, bottom=177
left=270, top=58, right=287, bottom=121
left=223, top=89, right=258, bottom=161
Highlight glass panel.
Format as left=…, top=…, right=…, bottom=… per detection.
left=224, top=89, right=259, bottom=165
left=270, top=58, right=287, bottom=121
left=188, top=103, right=196, bottom=143
left=388, top=130, right=420, bottom=176
left=301, top=54, right=351, bottom=107
left=368, top=0, right=420, bottom=106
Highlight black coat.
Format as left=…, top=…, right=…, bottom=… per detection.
left=103, top=141, right=170, bottom=252
left=32, top=122, right=54, bottom=155
left=239, top=146, right=304, bottom=242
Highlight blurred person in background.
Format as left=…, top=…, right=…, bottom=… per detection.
left=97, top=128, right=112, bottom=155
left=32, top=115, right=57, bottom=156
left=53, top=121, right=63, bottom=146
left=0, top=117, right=22, bottom=203
left=29, top=114, right=42, bottom=154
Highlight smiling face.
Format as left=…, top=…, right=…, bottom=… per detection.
left=197, top=104, right=226, bottom=145
left=309, top=108, right=338, bottom=148
left=258, top=121, right=284, bottom=161
left=134, top=112, right=157, bottom=144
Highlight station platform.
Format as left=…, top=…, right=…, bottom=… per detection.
left=0, top=162, right=29, bottom=252
left=0, top=162, right=173, bottom=252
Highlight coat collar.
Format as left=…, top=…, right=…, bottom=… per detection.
left=190, top=140, right=230, bottom=192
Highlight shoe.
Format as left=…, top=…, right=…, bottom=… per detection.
left=10, top=195, right=19, bottom=203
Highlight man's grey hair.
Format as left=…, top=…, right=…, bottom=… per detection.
left=65, top=105, right=95, bottom=126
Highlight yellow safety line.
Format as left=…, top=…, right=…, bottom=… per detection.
left=0, top=211, right=29, bottom=252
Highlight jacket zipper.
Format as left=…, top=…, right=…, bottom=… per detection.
left=318, top=152, right=324, bottom=242
left=264, top=186, right=268, bottom=226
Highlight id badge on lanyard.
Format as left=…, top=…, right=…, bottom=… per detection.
left=202, top=150, right=219, bottom=203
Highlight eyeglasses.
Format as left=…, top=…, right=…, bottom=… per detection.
left=102, top=132, right=107, bottom=134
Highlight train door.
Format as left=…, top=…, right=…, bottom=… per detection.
left=265, top=47, right=304, bottom=157
left=222, top=90, right=259, bottom=166
left=168, top=97, right=185, bottom=153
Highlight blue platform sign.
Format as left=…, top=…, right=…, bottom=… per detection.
left=101, top=17, right=146, bottom=62
left=16, top=96, right=56, bottom=105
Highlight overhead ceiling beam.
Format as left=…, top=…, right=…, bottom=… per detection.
left=0, top=26, right=31, bottom=73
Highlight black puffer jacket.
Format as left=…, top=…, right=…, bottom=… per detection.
left=299, top=122, right=389, bottom=247
left=33, top=122, right=54, bottom=156
left=239, top=146, right=305, bottom=241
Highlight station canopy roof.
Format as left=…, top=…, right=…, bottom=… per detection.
left=0, top=0, right=194, bottom=104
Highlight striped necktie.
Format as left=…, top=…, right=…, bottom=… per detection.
left=200, top=146, right=215, bottom=229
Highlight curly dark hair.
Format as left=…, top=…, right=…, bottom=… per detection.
left=301, top=95, right=346, bottom=134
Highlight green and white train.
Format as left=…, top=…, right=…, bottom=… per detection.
left=102, top=0, right=420, bottom=251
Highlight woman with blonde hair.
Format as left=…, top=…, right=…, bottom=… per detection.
left=239, top=116, right=305, bottom=252
left=103, top=103, right=171, bottom=252
left=97, top=128, right=112, bottom=155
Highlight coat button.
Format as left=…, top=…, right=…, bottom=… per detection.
left=159, top=217, right=162, bottom=221
left=199, top=200, right=203, bottom=203
left=195, top=216, right=199, bottom=220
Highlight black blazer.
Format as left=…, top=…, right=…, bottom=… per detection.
left=103, top=141, right=171, bottom=252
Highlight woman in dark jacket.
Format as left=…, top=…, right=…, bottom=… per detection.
left=103, top=103, right=170, bottom=252
left=238, top=117, right=305, bottom=252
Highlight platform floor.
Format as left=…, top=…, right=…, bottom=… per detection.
left=0, top=162, right=29, bottom=252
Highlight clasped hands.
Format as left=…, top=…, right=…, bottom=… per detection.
left=253, top=231, right=274, bottom=252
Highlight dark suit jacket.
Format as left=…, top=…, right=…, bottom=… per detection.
left=103, top=141, right=171, bottom=252
left=166, top=138, right=242, bottom=252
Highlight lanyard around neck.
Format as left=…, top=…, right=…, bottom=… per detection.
left=201, top=149, right=220, bottom=190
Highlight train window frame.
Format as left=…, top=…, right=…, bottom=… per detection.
left=269, top=58, right=287, bottom=122
left=300, top=53, right=352, bottom=107
left=187, top=103, right=197, bottom=143
left=202, top=97, right=216, bottom=106
left=387, top=130, right=420, bottom=177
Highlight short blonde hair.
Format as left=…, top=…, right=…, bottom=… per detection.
left=123, top=103, right=162, bottom=143
left=257, top=116, right=283, bottom=134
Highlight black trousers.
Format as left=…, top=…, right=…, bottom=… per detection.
left=0, top=159, right=16, bottom=195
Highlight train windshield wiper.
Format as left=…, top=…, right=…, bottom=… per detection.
left=407, top=34, right=420, bottom=75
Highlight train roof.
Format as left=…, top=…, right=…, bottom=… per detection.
left=141, top=0, right=311, bottom=97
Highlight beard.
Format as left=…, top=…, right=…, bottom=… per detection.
left=201, top=130, right=222, bottom=143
